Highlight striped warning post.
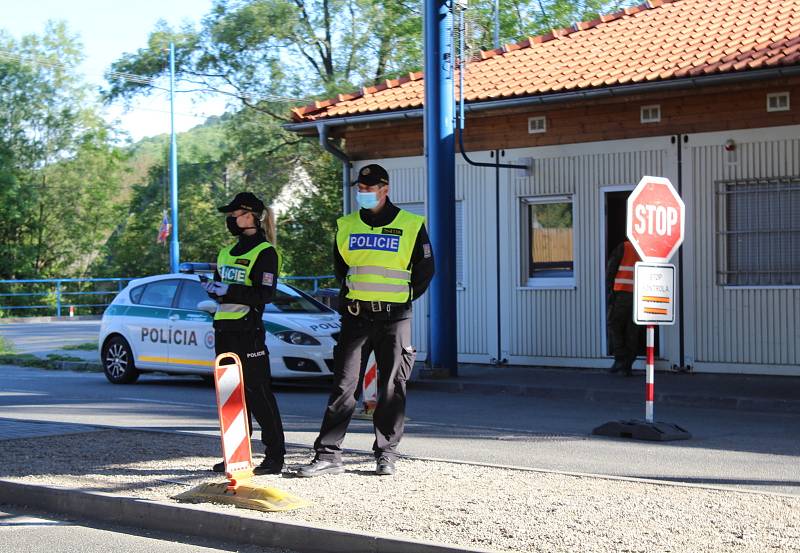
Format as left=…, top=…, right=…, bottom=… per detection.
left=362, top=351, right=378, bottom=415
left=213, top=353, right=252, bottom=483
left=645, top=325, right=655, bottom=422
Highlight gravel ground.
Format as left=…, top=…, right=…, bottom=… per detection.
left=1, top=429, right=798, bottom=553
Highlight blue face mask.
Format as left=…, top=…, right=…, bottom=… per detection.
left=356, top=191, right=379, bottom=210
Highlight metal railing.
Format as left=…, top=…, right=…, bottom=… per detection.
left=0, top=278, right=135, bottom=317
left=0, top=275, right=338, bottom=317
left=280, top=275, right=336, bottom=293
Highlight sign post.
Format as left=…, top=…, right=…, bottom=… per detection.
left=593, top=176, right=691, bottom=441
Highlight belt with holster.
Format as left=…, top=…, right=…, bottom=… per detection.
left=346, top=300, right=403, bottom=317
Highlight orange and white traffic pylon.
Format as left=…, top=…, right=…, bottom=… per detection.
left=213, top=352, right=253, bottom=489
left=360, top=351, right=378, bottom=416
left=173, top=352, right=309, bottom=512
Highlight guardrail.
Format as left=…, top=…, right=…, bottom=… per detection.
left=280, top=275, right=336, bottom=294
left=0, top=278, right=135, bottom=317
left=0, top=275, right=338, bottom=317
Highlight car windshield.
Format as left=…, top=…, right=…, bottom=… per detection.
left=266, top=284, right=329, bottom=314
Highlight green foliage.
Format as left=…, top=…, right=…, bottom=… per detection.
left=0, top=336, right=15, bottom=354
left=0, top=23, right=126, bottom=280
left=278, top=151, right=342, bottom=276
left=1, top=1, right=644, bottom=291
left=61, top=342, right=97, bottom=351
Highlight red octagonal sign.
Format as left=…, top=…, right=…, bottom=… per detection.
left=626, top=176, right=685, bottom=262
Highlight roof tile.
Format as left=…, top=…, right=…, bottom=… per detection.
left=293, top=0, right=800, bottom=121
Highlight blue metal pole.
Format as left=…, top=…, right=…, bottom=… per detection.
left=168, top=42, right=180, bottom=273
left=424, top=0, right=458, bottom=376
left=55, top=281, right=61, bottom=317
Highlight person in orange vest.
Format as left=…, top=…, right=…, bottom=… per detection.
left=606, top=240, right=642, bottom=376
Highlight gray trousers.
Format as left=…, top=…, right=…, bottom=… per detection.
left=313, top=312, right=416, bottom=461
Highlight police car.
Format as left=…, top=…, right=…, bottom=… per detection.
left=98, top=271, right=340, bottom=384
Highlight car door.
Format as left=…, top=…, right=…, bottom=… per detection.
left=167, top=278, right=215, bottom=373
left=129, top=278, right=181, bottom=370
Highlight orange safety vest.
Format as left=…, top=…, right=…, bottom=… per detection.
left=613, top=242, right=639, bottom=293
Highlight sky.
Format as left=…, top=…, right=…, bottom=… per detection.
left=2, top=0, right=228, bottom=141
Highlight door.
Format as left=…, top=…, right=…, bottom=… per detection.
left=130, top=278, right=182, bottom=369
left=168, top=279, right=215, bottom=372
left=601, top=188, right=658, bottom=363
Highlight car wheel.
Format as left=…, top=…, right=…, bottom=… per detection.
left=102, top=336, right=139, bottom=384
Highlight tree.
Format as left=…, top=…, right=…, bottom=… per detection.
left=100, top=1, right=640, bottom=279
left=0, top=23, right=125, bottom=279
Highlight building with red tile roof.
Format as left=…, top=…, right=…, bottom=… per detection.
left=286, top=0, right=800, bottom=377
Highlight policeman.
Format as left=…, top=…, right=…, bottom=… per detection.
left=202, top=191, right=286, bottom=474
left=298, top=164, right=435, bottom=477
left=606, top=239, right=642, bottom=376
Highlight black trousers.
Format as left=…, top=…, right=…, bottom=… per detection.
left=215, top=327, right=285, bottom=462
left=313, top=312, right=416, bottom=461
left=608, top=291, right=642, bottom=370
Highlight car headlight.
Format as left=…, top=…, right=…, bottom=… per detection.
left=273, top=330, right=320, bottom=346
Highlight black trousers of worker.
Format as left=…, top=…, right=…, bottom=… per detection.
left=313, top=312, right=416, bottom=462
left=608, top=291, right=642, bottom=371
left=215, top=327, right=286, bottom=462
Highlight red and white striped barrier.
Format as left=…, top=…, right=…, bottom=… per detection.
left=645, top=325, right=655, bottom=422
left=213, top=353, right=253, bottom=486
left=362, top=351, right=378, bottom=415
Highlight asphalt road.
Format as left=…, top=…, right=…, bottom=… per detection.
left=0, top=505, right=296, bottom=553
left=1, top=363, right=798, bottom=496
left=0, top=321, right=101, bottom=354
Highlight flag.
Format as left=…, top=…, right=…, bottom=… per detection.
left=157, top=211, right=171, bottom=244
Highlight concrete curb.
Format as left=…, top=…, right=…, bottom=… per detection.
left=52, top=360, right=102, bottom=371
left=0, top=479, right=493, bottom=553
left=408, top=380, right=800, bottom=414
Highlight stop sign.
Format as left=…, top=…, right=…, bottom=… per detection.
left=626, top=176, right=685, bottom=262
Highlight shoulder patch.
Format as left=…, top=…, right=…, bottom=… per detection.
left=262, top=272, right=274, bottom=286
left=235, top=258, right=251, bottom=267
left=423, top=243, right=432, bottom=258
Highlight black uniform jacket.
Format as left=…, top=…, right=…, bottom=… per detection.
left=333, top=198, right=436, bottom=314
left=213, top=231, right=278, bottom=330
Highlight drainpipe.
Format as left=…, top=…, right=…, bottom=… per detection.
left=317, top=122, right=352, bottom=215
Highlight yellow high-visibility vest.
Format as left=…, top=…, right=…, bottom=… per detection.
left=214, top=241, right=275, bottom=321
left=336, top=209, right=424, bottom=303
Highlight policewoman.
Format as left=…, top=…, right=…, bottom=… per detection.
left=202, top=192, right=286, bottom=475
left=299, top=164, right=435, bottom=477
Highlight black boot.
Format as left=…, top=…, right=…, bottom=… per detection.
left=608, top=360, right=626, bottom=374
left=253, top=457, right=284, bottom=475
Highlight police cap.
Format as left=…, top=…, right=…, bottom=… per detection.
left=217, top=191, right=265, bottom=214
left=352, top=164, right=389, bottom=187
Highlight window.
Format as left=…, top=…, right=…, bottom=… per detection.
left=716, top=176, right=800, bottom=286
left=139, top=279, right=180, bottom=308
left=767, top=92, right=790, bottom=112
left=176, top=280, right=211, bottom=310
left=400, top=202, right=465, bottom=287
left=265, top=284, right=328, bottom=314
left=129, top=285, right=145, bottom=304
left=528, top=116, right=547, bottom=134
left=640, top=104, right=661, bottom=123
left=524, top=196, right=575, bottom=287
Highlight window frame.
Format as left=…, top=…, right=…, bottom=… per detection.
left=174, top=279, right=211, bottom=311
left=137, top=279, right=181, bottom=308
left=715, top=176, right=800, bottom=288
left=521, top=194, right=577, bottom=290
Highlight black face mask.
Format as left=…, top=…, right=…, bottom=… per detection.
left=225, top=216, right=244, bottom=236
left=226, top=214, right=260, bottom=236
